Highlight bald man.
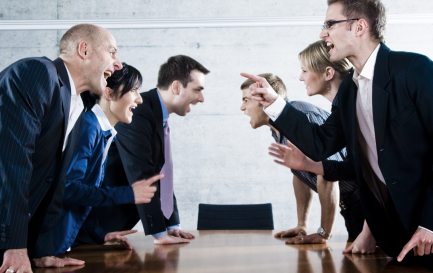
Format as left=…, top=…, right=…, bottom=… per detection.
left=0, top=24, right=122, bottom=272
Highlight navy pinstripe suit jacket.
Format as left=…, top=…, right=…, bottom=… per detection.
left=0, top=57, right=71, bottom=252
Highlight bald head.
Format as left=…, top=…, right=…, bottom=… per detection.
left=60, top=24, right=108, bottom=56
left=58, top=23, right=122, bottom=96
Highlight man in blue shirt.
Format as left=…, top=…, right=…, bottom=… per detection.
left=80, top=55, right=210, bottom=244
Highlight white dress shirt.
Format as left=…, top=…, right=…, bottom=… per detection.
left=62, top=65, right=84, bottom=151
left=91, top=104, right=117, bottom=163
left=353, top=44, right=386, bottom=184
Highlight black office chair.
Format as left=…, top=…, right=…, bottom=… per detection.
left=197, top=203, right=274, bottom=230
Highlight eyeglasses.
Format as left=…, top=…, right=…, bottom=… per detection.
left=322, top=18, right=359, bottom=30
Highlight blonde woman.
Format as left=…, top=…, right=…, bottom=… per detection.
left=269, top=41, right=366, bottom=248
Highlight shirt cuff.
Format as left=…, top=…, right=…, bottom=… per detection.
left=167, top=224, right=180, bottom=231
left=152, top=231, right=168, bottom=239
left=418, top=226, right=433, bottom=234
left=263, top=96, right=286, bottom=121
left=152, top=225, right=180, bottom=239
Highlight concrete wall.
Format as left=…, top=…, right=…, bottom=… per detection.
left=1, top=0, right=433, bottom=238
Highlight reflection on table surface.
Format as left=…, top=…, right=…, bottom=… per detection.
left=33, top=230, right=432, bottom=273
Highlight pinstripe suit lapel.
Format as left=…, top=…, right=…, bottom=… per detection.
left=53, top=58, right=71, bottom=142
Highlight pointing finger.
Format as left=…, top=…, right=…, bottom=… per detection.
left=144, top=174, right=163, bottom=185
left=397, top=240, right=416, bottom=262
left=240, top=72, right=263, bottom=82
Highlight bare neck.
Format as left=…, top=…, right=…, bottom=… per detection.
left=348, top=40, right=380, bottom=74
left=60, top=56, right=84, bottom=95
left=157, top=88, right=174, bottom=114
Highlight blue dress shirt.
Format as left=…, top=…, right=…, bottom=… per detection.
left=153, top=90, right=179, bottom=238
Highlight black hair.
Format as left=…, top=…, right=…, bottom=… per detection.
left=81, top=63, right=142, bottom=110
left=107, top=62, right=143, bottom=99
left=157, top=55, right=209, bottom=90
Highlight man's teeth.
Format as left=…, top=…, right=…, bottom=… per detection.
left=104, top=72, right=112, bottom=79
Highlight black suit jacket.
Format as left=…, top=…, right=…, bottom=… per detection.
left=80, top=88, right=180, bottom=240
left=271, top=43, right=433, bottom=235
left=0, top=57, right=71, bottom=251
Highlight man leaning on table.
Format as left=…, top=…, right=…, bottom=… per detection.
left=77, top=55, right=210, bottom=245
left=0, top=24, right=122, bottom=272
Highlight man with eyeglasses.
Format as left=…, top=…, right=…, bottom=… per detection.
left=242, top=0, right=433, bottom=267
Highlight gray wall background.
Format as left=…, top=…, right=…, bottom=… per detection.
left=1, top=0, right=433, bottom=237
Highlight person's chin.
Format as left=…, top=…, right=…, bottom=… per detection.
left=99, top=78, right=107, bottom=94
left=329, top=50, right=342, bottom=62
left=182, top=106, right=191, bottom=116
left=307, top=90, right=316, bottom=96
left=92, top=82, right=105, bottom=96
left=119, top=114, right=132, bottom=124
left=177, top=110, right=187, bottom=117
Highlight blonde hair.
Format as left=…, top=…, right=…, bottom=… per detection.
left=299, top=40, right=351, bottom=78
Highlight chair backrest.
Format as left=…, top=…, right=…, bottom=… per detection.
left=197, top=203, right=274, bottom=230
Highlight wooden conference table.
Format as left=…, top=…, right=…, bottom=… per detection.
left=33, top=230, right=431, bottom=273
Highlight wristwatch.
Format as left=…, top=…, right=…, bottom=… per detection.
left=317, top=227, right=331, bottom=239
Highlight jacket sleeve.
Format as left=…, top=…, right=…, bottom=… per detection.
left=407, top=56, right=433, bottom=230
left=322, top=159, right=356, bottom=181
left=63, top=115, right=134, bottom=208
left=0, top=59, right=58, bottom=249
left=270, top=101, right=346, bottom=162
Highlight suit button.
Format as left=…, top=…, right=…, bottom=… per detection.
left=391, top=180, right=398, bottom=185
left=379, top=148, right=384, bottom=152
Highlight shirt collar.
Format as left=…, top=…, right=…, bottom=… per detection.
left=91, top=104, right=117, bottom=137
left=156, top=89, right=169, bottom=125
left=352, top=43, right=381, bottom=83
left=64, top=64, right=77, bottom=97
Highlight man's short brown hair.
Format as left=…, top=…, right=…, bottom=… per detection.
left=240, top=73, right=287, bottom=97
left=328, top=0, right=386, bottom=42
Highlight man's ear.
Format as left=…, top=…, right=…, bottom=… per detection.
left=355, top=18, right=369, bottom=36
left=324, top=66, right=335, bottom=81
left=77, top=41, right=88, bottom=59
left=171, top=80, right=181, bottom=95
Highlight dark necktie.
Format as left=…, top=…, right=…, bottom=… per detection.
left=160, top=122, right=174, bottom=219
